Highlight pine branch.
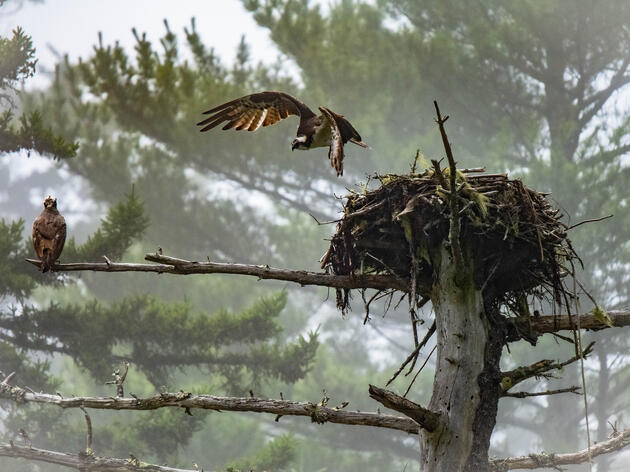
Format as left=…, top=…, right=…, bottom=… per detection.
left=0, top=442, right=194, bottom=472
left=368, top=385, right=440, bottom=432
left=489, top=427, right=630, bottom=470
left=0, top=381, right=419, bottom=434
left=25, top=253, right=408, bottom=291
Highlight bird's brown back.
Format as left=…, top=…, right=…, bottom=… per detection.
left=32, top=208, right=66, bottom=272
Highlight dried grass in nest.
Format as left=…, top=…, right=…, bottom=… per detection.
left=321, top=166, right=580, bottom=316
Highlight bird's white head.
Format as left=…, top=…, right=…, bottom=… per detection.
left=291, top=135, right=308, bottom=151
left=43, top=196, right=57, bottom=209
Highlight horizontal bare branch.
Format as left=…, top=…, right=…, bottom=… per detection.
left=530, top=309, right=630, bottom=334
left=490, top=427, right=630, bottom=470
left=502, top=386, right=580, bottom=399
left=0, top=442, right=193, bottom=471
left=25, top=253, right=407, bottom=292
left=368, top=384, right=440, bottom=432
left=0, top=383, right=419, bottom=435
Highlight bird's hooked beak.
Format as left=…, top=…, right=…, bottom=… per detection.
left=291, top=135, right=307, bottom=151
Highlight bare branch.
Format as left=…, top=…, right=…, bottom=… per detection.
left=434, top=100, right=464, bottom=271
left=502, top=386, right=580, bottom=399
left=25, top=254, right=407, bottom=292
left=530, top=309, right=630, bottom=334
left=79, top=406, right=93, bottom=453
left=501, top=342, right=594, bottom=393
left=568, top=213, right=614, bottom=230
left=490, top=427, right=630, bottom=470
left=368, top=384, right=440, bottom=432
left=0, top=385, right=419, bottom=435
left=105, top=362, right=129, bottom=397
left=0, top=442, right=194, bottom=471
left=385, top=321, right=436, bottom=387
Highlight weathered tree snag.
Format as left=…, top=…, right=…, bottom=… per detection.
left=419, top=245, right=503, bottom=471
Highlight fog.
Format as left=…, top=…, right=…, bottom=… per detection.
left=1, top=1, right=630, bottom=471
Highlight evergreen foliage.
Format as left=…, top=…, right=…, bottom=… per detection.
left=0, top=27, right=77, bottom=159
left=227, top=434, right=297, bottom=472
left=62, top=189, right=149, bottom=262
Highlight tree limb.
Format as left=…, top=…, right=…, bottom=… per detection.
left=530, top=309, right=630, bottom=334
left=489, top=427, right=630, bottom=470
left=501, top=342, right=595, bottom=393
left=0, top=442, right=194, bottom=472
left=23, top=254, right=630, bottom=334
left=368, top=384, right=440, bottom=432
left=502, top=386, right=580, bottom=399
left=0, top=383, right=420, bottom=435
left=433, top=100, right=464, bottom=272
left=25, top=254, right=408, bottom=292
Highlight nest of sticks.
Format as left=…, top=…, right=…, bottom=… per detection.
left=321, top=164, right=579, bottom=316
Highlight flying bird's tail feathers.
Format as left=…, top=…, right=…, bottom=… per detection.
left=350, top=138, right=370, bottom=149
left=325, top=109, right=368, bottom=148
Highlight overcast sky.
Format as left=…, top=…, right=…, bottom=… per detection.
left=0, top=0, right=299, bottom=220
left=0, top=0, right=285, bottom=88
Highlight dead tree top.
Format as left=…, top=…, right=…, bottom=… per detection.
left=321, top=166, right=579, bottom=315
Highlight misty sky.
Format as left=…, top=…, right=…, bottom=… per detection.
left=0, top=0, right=297, bottom=222
left=0, top=0, right=287, bottom=89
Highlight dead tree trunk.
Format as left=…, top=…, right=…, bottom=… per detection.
left=419, top=245, right=504, bottom=471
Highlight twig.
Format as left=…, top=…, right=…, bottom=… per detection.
left=309, top=214, right=341, bottom=226
left=568, top=214, right=613, bottom=230
left=385, top=321, right=436, bottom=387
left=403, top=345, right=437, bottom=397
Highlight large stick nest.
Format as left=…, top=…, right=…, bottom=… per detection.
left=321, top=166, right=579, bottom=315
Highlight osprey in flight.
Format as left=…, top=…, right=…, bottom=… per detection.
left=197, top=91, right=368, bottom=176
left=32, top=196, right=66, bottom=272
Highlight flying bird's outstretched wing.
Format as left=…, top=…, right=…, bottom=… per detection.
left=197, top=91, right=315, bottom=132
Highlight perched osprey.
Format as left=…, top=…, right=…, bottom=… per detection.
left=32, top=196, right=66, bottom=273
left=197, top=91, right=368, bottom=176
